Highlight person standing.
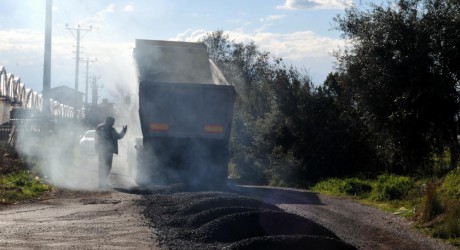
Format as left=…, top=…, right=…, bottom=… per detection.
left=95, top=116, right=127, bottom=188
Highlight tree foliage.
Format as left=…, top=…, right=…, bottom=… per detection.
left=201, top=31, right=371, bottom=185
left=334, top=0, right=460, bottom=173
left=201, top=0, right=460, bottom=186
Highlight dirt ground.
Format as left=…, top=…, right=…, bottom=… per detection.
left=0, top=189, right=156, bottom=249
left=0, top=152, right=157, bottom=250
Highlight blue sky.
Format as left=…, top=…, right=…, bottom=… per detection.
left=0, top=0, right=380, bottom=101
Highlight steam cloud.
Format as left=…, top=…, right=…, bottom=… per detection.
left=14, top=118, right=94, bottom=189
left=12, top=39, right=233, bottom=190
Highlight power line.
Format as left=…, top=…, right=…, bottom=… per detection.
left=91, top=75, right=102, bottom=109
left=66, top=24, right=92, bottom=91
left=83, top=57, right=97, bottom=106
left=56, top=0, right=77, bottom=25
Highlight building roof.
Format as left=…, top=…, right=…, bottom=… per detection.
left=43, top=85, right=85, bottom=96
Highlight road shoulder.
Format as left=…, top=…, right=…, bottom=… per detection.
left=0, top=188, right=158, bottom=249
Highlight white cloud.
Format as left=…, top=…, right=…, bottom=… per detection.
left=257, top=15, right=285, bottom=32
left=235, top=31, right=343, bottom=59
left=0, top=29, right=47, bottom=81
left=277, top=0, right=352, bottom=10
left=106, top=4, right=115, bottom=13
left=0, top=27, right=137, bottom=95
left=172, top=29, right=342, bottom=59
left=0, top=29, right=43, bottom=53
left=124, top=4, right=134, bottom=12
left=172, top=29, right=209, bottom=42
left=0, top=25, right=343, bottom=94
left=171, top=29, right=344, bottom=83
left=79, top=4, right=115, bottom=30
left=234, top=30, right=344, bottom=83
left=260, top=15, right=286, bottom=22
left=226, top=19, right=251, bottom=25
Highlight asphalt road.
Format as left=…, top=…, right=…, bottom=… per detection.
left=229, top=185, right=457, bottom=250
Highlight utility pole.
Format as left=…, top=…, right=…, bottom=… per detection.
left=83, top=57, right=97, bottom=106
left=66, top=24, right=91, bottom=91
left=43, top=0, right=52, bottom=92
left=42, top=0, right=52, bottom=112
left=91, top=75, right=102, bottom=109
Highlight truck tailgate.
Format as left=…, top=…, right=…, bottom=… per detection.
left=139, top=82, right=234, bottom=139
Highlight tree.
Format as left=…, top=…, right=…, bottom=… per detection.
left=334, top=0, right=460, bottom=173
left=201, top=31, right=310, bottom=183
left=201, top=31, right=375, bottom=184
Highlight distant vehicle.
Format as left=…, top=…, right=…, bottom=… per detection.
left=79, top=130, right=96, bottom=154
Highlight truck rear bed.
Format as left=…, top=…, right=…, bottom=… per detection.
left=139, top=81, right=234, bottom=140
left=133, top=39, right=235, bottom=186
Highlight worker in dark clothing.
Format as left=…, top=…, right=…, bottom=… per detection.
left=95, top=116, right=127, bottom=188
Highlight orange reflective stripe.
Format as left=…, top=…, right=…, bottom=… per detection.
left=150, top=123, right=169, bottom=131
left=204, top=125, right=224, bottom=133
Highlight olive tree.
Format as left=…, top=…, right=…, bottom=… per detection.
left=334, top=0, right=460, bottom=173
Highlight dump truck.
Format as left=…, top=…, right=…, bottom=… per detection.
left=131, top=39, right=235, bottom=186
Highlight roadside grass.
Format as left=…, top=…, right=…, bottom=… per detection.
left=311, top=171, right=460, bottom=247
left=0, top=149, right=53, bottom=205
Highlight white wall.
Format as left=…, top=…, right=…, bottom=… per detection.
left=0, top=101, right=11, bottom=124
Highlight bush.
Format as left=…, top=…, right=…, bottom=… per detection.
left=231, top=151, right=269, bottom=185
left=1, top=170, right=52, bottom=203
left=420, top=182, right=443, bottom=223
left=268, top=147, right=303, bottom=187
left=438, top=169, right=460, bottom=201
left=312, top=177, right=372, bottom=197
left=311, top=178, right=343, bottom=195
left=432, top=201, right=460, bottom=241
left=339, top=178, right=372, bottom=197
left=430, top=170, right=460, bottom=243
left=371, top=174, right=414, bottom=201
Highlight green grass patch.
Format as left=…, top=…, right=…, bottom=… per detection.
left=420, top=183, right=443, bottom=223
left=312, top=171, right=460, bottom=248
left=423, top=169, right=460, bottom=247
left=438, top=169, right=460, bottom=201
left=312, top=174, right=418, bottom=216
left=311, top=178, right=344, bottom=195
left=371, top=174, right=414, bottom=201
left=312, top=177, right=372, bottom=198
left=1, top=170, right=52, bottom=204
left=432, top=201, right=460, bottom=246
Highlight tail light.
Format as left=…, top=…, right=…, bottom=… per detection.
left=204, top=125, right=224, bottom=133
left=150, top=123, right=169, bottom=131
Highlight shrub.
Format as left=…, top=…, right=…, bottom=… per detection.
left=312, top=177, right=372, bottom=197
left=371, top=174, right=414, bottom=201
left=438, top=169, right=460, bottom=201
left=312, top=178, right=344, bottom=195
left=268, top=147, right=303, bottom=187
left=1, top=170, right=52, bottom=203
left=420, top=182, right=443, bottom=223
left=431, top=170, right=460, bottom=242
left=338, top=178, right=372, bottom=197
left=432, top=201, right=460, bottom=240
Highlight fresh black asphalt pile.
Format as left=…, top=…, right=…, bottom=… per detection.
left=138, top=184, right=357, bottom=250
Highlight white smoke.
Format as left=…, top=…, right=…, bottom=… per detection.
left=14, top=117, right=98, bottom=190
